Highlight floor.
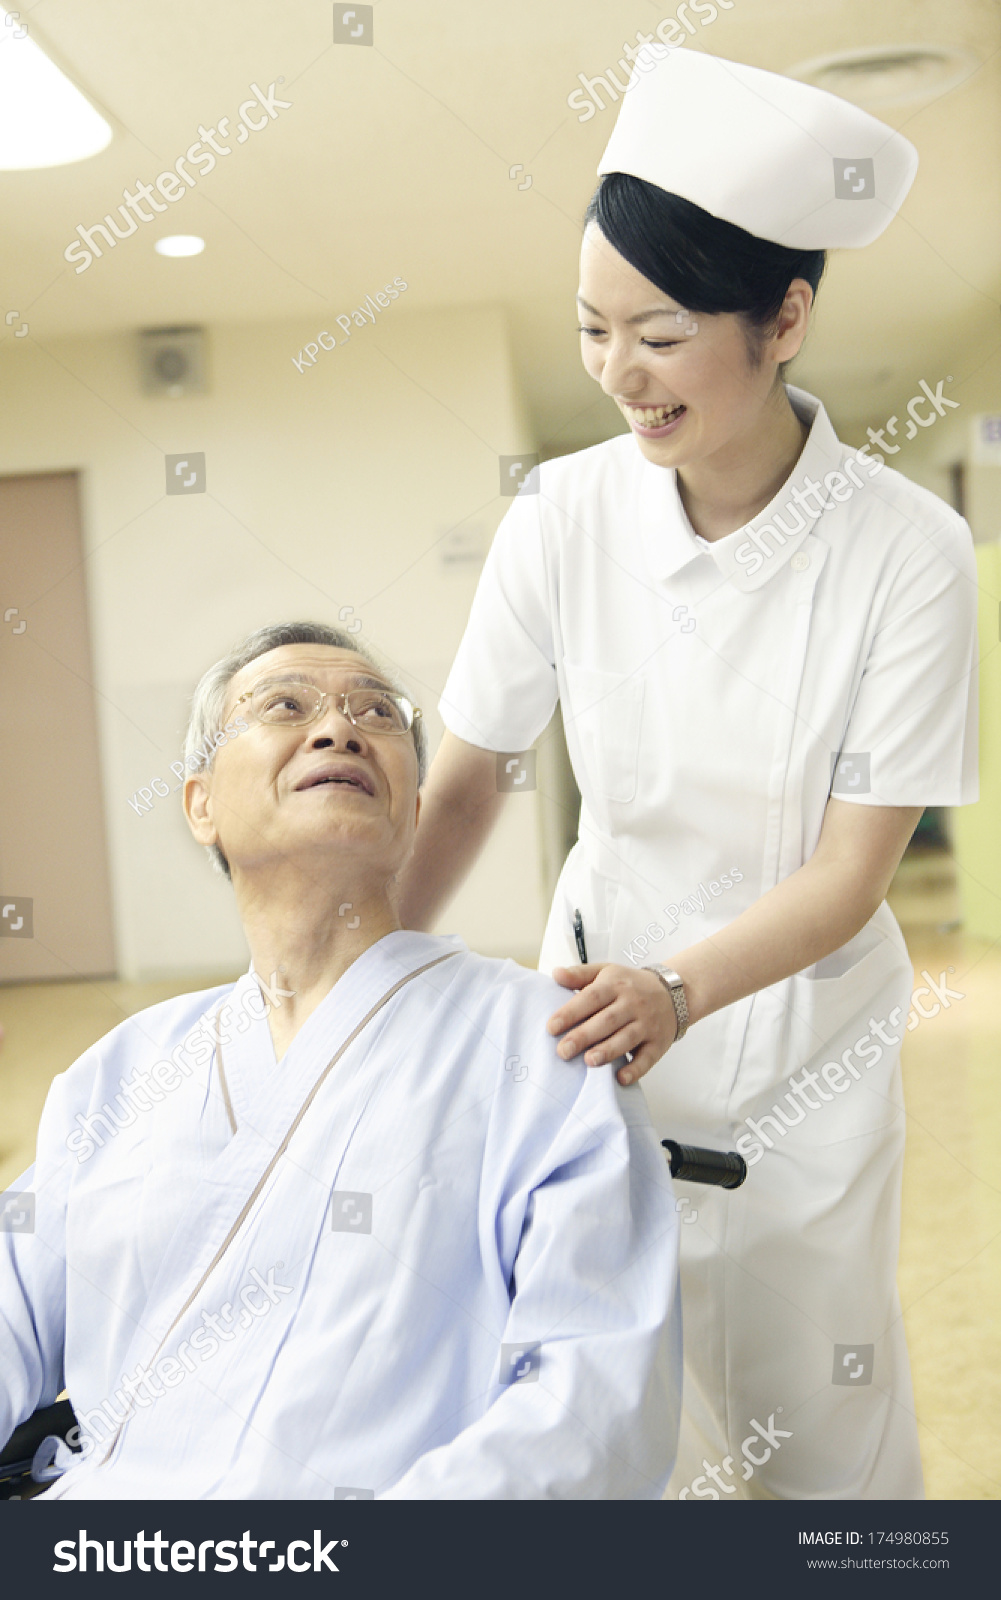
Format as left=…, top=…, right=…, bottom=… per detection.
left=0, top=845, right=998, bottom=1499
left=885, top=848, right=1000, bottom=1500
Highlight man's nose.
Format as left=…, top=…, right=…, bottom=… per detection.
left=306, top=702, right=367, bottom=752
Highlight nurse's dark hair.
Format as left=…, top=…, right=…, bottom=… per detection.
left=184, top=620, right=428, bottom=880
left=585, top=173, right=826, bottom=366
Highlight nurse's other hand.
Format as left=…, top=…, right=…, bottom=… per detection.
left=547, top=963, right=678, bottom=1085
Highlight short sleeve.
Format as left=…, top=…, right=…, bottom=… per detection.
left=838, top=524, right=979, bottom=806
left=439, top=487, right=558, bottom=752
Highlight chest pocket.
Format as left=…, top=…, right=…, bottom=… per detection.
left=562, top=661, right=645, bottom=806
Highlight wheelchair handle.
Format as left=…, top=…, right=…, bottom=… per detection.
left=662, top=1140, right=747, bottom=1189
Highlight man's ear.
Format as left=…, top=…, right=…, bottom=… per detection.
left=184, top=771, right=218, bottom=848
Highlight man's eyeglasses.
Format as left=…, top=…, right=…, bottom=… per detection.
left=230, top=678, right=421, bottom=736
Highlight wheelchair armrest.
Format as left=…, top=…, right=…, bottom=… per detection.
left=0, top=1398, right=79, bottom=1476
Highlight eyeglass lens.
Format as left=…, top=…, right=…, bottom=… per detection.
left=250, top=679, right=410, bottom=732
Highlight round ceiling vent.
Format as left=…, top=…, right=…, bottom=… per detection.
left=789, top=45, right=979, bottom=106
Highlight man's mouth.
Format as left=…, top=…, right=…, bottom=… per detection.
left=296, top=765, right=374, bottom=796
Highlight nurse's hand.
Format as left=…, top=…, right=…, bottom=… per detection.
left=547, top=963, right=678, bottom=1085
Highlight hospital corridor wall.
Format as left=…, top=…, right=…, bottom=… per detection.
left=0, top=305, right=550, bottom=983
left=0, top=472, right=116, bottom=982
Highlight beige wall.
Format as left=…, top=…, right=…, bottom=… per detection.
left=834, top=352, right=1001, bottom=529
left=836, top=354, right=1001, bottom=939
left=0, top=304, right=548, bottom=979
left=6, top=310, right=995, bottom=981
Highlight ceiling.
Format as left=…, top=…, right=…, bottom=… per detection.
left=3, top=0, right=999, bottom=445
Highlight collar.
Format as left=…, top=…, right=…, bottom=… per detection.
left=638, top=387, right=846, bottom=593
left=246, top=930, right=467, bottom=1011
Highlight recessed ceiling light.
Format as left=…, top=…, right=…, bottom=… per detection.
left=789, top=45, right=978, bottom=107
left=154, top=236, right=206, bottom=258
left=0, top=6, right=112, bottom=169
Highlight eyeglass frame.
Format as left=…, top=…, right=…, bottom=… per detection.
left=227, top=676, right=423, bottom=738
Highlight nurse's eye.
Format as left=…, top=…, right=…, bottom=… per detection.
left=641, top=339, right=683, bottom=350
left=576, top=324, right=606, bottom=339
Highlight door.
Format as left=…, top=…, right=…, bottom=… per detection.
left=0, top=472, right=116, bottom=980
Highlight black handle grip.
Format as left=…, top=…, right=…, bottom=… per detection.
left=662, top=1139, right=747, bottom=1189
left=0, top=1398, right=78, bottom=1476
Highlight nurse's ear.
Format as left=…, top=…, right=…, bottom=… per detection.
left=766, top=278, right=814, bottom=367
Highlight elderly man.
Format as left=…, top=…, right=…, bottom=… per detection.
left=1, top=621, right=681, bottom=1500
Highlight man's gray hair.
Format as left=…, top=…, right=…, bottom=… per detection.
left=184, top=621, right=428, bottom=879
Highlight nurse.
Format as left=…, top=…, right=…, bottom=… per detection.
left=398, top=52, right=978, bottom=1498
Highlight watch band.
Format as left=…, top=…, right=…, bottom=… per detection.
left=644, top=964, right=690, bottom=1042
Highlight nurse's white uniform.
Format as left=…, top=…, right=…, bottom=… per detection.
left=440, top=388, right=978, bottom=1497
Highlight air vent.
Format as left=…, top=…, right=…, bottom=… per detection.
left=139, top=327, right=206, bottom=398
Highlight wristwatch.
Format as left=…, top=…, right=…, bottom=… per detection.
left=643, top=965, right=690, bottom=1042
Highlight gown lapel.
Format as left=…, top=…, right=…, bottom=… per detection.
left=118, top=934, right=462, bottom=1380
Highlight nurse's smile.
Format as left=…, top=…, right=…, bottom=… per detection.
left=576, top=222, right=816, bottom=540
left=620, top=401, right=687, bottom=438
left=578, top=248, right=754, bottom=459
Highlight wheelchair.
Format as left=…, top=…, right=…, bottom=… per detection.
left=0, top=1139, right=745, bottom=1498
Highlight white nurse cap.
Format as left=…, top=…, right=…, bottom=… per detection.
left=596, top=51, right=918, bottom=249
